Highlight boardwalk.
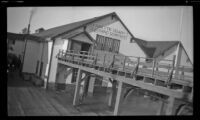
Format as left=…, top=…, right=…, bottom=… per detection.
left=7, top=70, right=186, bottom=116
left=7, top=70, right=111, bottom=116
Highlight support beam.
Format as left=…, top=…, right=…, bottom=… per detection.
left=156, top=100, right=165, bottom=115
left=165, top=96, right=175, bottom=115
left=114, top=81, right=123, bottom=116
left=151, top=59, right=156, bottom=77
left=79, top=72, right=91, bottom=103
left=108, top=80, right=117, bottom=107
left=73, top=69, right=82, bottom=106
left=83, top=73, right=90, bottom=97
left=88, top=76, right=95, bottom=97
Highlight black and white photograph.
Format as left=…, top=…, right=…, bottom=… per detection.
left=7, top=6, right=193, bottom=116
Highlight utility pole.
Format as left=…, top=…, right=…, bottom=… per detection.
left=20, top=21, right=31, bottom=74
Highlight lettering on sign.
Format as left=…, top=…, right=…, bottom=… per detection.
left=89, top=23, right=129, bottom=40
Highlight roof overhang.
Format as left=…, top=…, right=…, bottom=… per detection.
left=68, top=31, right=94, bottom=44
left=7, top=32, right=46, bottom=42
left=33, top=12, right=134, bottom=41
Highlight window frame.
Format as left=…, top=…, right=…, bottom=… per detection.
left=95, top=34, right=120, bottom=53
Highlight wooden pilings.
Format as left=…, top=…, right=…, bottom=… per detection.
left=88, top=75, right=96, bottom=97
left=156, top=100, right=165, bottom=115
left=57, top=51, right=192, bottom=116
left=108, top=79, right=125, bottom=115
left=165, top=96, right=175, bottom=115
left=108, top=80, right=117, bottom=107
left=73, top=69, right=92, bottom=106
left=113, top=81, right=123, bottom=115
left=73, top=69, right=82, bottom=106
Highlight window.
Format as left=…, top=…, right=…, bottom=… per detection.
left=95, top=34, right=120, bottom=53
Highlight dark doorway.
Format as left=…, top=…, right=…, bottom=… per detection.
left=81, top=43, right=91, bottom=52
left=70, top=41, right=82, bottom=53
left=70, top=40, right=91, bottom=83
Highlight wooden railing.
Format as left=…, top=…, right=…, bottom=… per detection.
left=56, top=49, right=193, bottom=84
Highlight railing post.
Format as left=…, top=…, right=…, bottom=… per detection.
left=166, top=55, right=176, bottom=88
left=72, top=50, right=74, bottom=63
left=122, top=56, right=126, bottom=71
left=136, top=57, right=140, bottom=72
left=181, top=66, right=184, bottom=80
left=137, top=57, right=140, bottom=68
left=167, top=64, right=170, bottom=73
left=93, top=53, right=98, bottom=67
left=171, top=55, right=176, bottom=78
left=132, top=57, right=140, bottom=77
left=151, top=59, right=156, bottom=77
left=103, top=54, right=106, bottom=67
left=155, top=62, right=159, bottom=71
left=112, top=54, right=115, bottom=68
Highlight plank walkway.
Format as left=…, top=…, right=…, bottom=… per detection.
left=8, top=70, right=187, bottom=116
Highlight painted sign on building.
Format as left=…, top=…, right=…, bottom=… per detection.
left=89, top=23, right=129, bottom=40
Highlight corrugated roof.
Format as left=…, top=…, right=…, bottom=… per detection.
left=33, top=12, right=118, bottom=39
left=133, top=37, right=179, bottom=58
left=7, top=32, right=45, bottom=42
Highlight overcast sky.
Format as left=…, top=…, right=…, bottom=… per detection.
left=7, top=6, right=193, bottom=62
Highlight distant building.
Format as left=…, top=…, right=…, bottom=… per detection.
left=35, top=28, right=45, bottom=34
left=7, top=32, right=49, bottom=81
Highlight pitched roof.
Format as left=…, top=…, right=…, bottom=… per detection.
left=33, top=12, right=134, bottom=40
left=133, top=37, right=179, bottom=58
left=33, top=12, right=116, bottom=39
left=7, top=32, right=45, bottom=42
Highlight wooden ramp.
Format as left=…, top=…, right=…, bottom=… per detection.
left=55, top=50, right=193, bottom=115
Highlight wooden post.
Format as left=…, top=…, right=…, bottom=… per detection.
left=133, top=57, right=140, bottom=77
left=103, top=54, right=106, bottom=67
left=108, top=80, right=117, bottom=107
left=83, top=73, right=90, bottom=97
left=73, top=69, right=82, bottom=106
left=156, top=100, right=165, bottom=115
left=113, top=81, right=123, bottom=116
left=167, top=64, right=170, bottom=73
left=103, top=54, right=106, bottom=71
left=152, top=59, right=156, bottom=77
left=137, top=57, right=140, bottom=67
left=112, top=54, right=115, bottom=68
left=122, top=56, right=126, bottom=71
left=170, top=55, right=176, bottom=79
left=165, top=96, right=175, bottom=115
left=93, top=53, right=98, bottom=67
left=88, top=75, right=95, bottom=97
left=156, top=62, right=159, bottom=71
left=181, top=66, right=184, bottom=80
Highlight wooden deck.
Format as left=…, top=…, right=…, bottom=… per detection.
left=56, top=50, right=193, bottom=99
left=8, top=70, right=189, bottom=116
left=7, top=71, right=111, bottom=116
left=54, top=50, right=193, bottom=115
